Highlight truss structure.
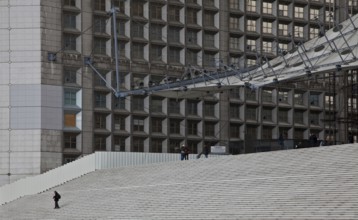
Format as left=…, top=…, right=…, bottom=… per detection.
left=84, top=12, right=358, bottom=99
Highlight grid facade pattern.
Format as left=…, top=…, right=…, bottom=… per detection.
left=59, top=0, right=358, bottom=161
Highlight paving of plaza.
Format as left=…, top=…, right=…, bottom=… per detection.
left=1, top=144, right=358, bottom=220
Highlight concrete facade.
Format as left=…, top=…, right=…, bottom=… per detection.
left=0, top=0, right=357, bottom=186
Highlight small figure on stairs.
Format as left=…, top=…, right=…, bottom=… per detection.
left=53, top=191, right=61, bottom=209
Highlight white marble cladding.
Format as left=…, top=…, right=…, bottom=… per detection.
left=0, top=130, right=9, bottom=151
left=0, top=64, right=9, bottom=83
left=0, top=108, right=9, bottom=129
left=10, top=85, right=62, bottom=130
left=0, top=6, right=8, bottom=28
left=10, top=151, right=41, bottom=174
left=10, top=130, right=41, bottom=151
left=10, top=62, right=41, bottom=84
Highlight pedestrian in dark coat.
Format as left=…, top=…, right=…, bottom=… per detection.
left=203, top=144, right=210, bottom=158
left=184, top=145, right=190, bottom=160
left=53, top=191, right=61, bottom=209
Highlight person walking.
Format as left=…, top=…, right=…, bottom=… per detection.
left=203, top=144, right=210, bottom=158
left=53, top=191, right=61, bottom=209
left=184, top=145, right=190, bottom=160
left=180, top=145, right=185, bottom=161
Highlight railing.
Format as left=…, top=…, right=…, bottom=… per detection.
left=0, top=152, right=219, bottom=205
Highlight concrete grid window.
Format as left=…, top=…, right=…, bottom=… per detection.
left=94, top=136, right=107, bottom=151
left=117, top=20, right=126, bottom=36
left=187, top=120, right=198, bottom=135
left=325, top=95, right=334, bottom=106
left=187, top=9, right=197, bottom=24
left=94, top=92, right=107, bottom=108
left=114, top=136, right=126, bottom=151
left=132, top=0, right=144, bottom=17
left=95, top=113, right=107, bottom=129
left=262, top=2, right=272, bottom=14
left=278, top=24, right=288, bottom=36
left=205, top=102, right=216, bottom=117
left=230, top=124, right=240, bottom=138
left=294, top=26, right=304, bottom=38
left=279, top=4, right=288, bottom=16
left=246, top=0, right=256, bottom=12
left=114, top=95, right=125, bottom=109
left=204, top=52, right=216, bottom=67
left=310, top=112, right=320, bottom=125
left=310, top=27, right=320, bottom=39
left=94, top=38, right=107, bottom=55
left=150, top=24, right=162, bottom=40
left=279, top=43, right=288, bottom=52
left=169, top=119, right=181, bottom=134
left=310, top=94, right=320, bottom=106
left=94, top=0, right=106, bottom=11
left=262, top=127, right=272, bottom=139
left=229, top=0, right=239, bottom=10
left=204, top=12, right=215, bottom=26
left=229, top=16, right=239, bottom=30
left=186, top=29, right=198, bottom=44
left=262, top=21, right=272, bottom=34
left=205, top=122, right=216, bottom=136
left=294, top=110, right=304, bottom=124
left=186, top=50, right=197, bottom=65
left=64, top=0, right=76, bottom=7
left=262, top=90, right=272, bottom=102
left=151, top=139, right=163, bottom=153
left=132, top=96, right=144, bottom=111
left=114, top=115, right=125, bottom=130
left=246, top=106, right=257, bottom=120
left=64, top=68, right=77, bottom=84
left=278, top=91, right=289, bottom=103
left=245, top=88, right=256, bottom=99
left=230, top=37, right=240, bottom=50
left=64, top=34, right=77, bottom=51
left=262, top=108, right=272, bottom=121
left=94, top=16, right=107, bottom=33
left=169, top=6, right=181, bottom=22
left=150, top=45, right=163, bottom=61
left=169, top=140, right=181, bottom=153
left=325, top=10, right=333, bottom=22
left=187, top=100, right=198, bottom=115
left=205, top=0, right=215, bottom=7
left=94, top=71, right=107, bottom=86
left=168, top=47, right=181, bottom=63
left=230, top=87, right=240, bottom=100
left=64, top=90, right=77, bottom=106
left=247, top=39, right=256, bottom=51
left=133, top=118, right=144, bottom=131
left=132, top=138, right=144, bottom=152
left=151, top=4, right=162, bottom=20
left=294, top=93, right=304, bottom=105
left=132, top=23, right=144, bottom=38
left=113, top=0, right=125, bottom=14
left=151, top=98, right=162, bottom=112
left=169, top=99, right=180, bottom=114
left=247, top=19, right=256, bottom=32
left=151, top=118, right=162, bottom=133
left=64, top=133, right=77, bottom=148
left=263, top=41, right=272, bottom=53
left=64, top=13, right=77, bottom=29
left=132, top=43, right=144, bottom=59
left=295, top=6, right=304, bottom=19
left=246, top=126, right=257, bottom=139
left=230, top=104, right=240, bottom=119
left=168, top=27, right=181, bottom=43
left=278, top=109, right=289, bottom=123
left=294, top=129, right=305, bottom=139
left=230, top=56, right=240, bottom=65
left=310, top=8, right=319, bottom=20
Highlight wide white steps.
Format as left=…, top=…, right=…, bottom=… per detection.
left=1, top=144, right=357, bottom=219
